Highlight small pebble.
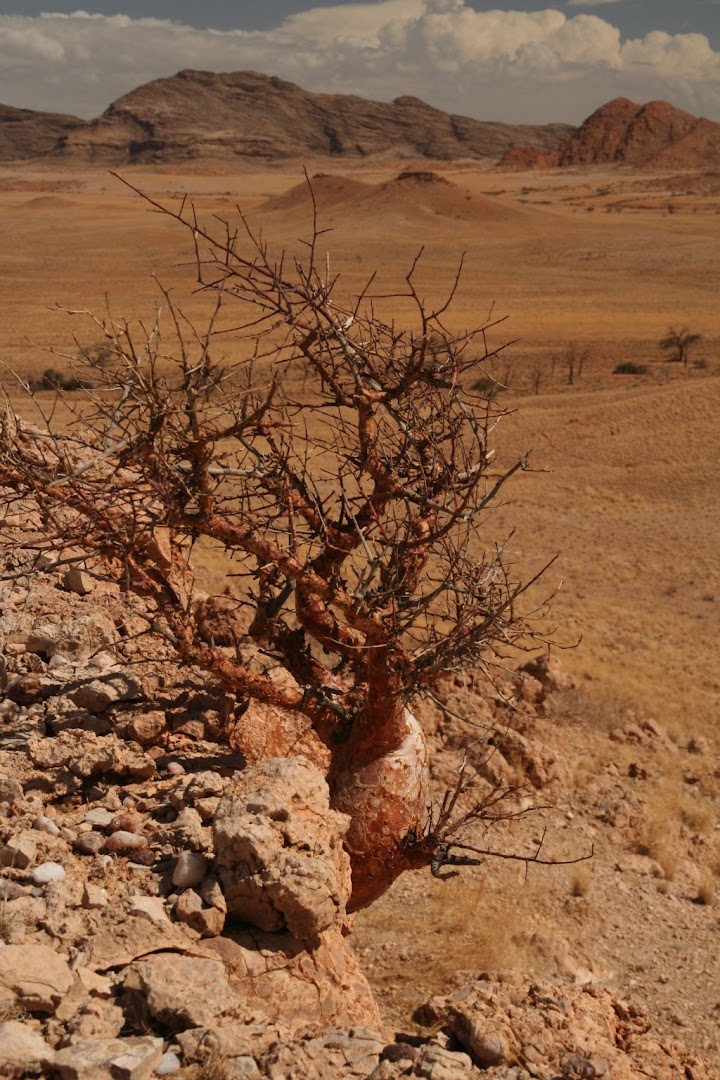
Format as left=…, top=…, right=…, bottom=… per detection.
left=32, top=861, right=66, bottom=884
left=33, top=815, right=61, bottom=837
left=0, top=879, right=25, bottom=901
left=105, top=830, right=148, bottom=853
left=82, top=882, right=109, bottom=909
left=108, top=811, right=140, bottom=834
left=47, top=652, right=73, bottom=671
left=155, top=1051, right=181, bottom=1076
left=172, top=850, right=208, bottom=889
left=88, top=651, right=115, bottom=670
left=75, top=832, right=107, bottom=856
left=84, top=808, right=115, bottom=828
left=166, top=761, right=185, bottom=776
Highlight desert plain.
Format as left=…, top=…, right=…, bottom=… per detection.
left=0, top=155, right=719, bottom=1073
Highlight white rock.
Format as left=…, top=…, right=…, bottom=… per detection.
left=32, top=861, right=66, bottom=884
left=85, top=807, right=115, bottom=828
left=155, top=1050, right=181, bottom=1075
left=48, top=652, right=74, bottom=671
left=129, top=895, right=172, bottom=926
left=33, top=815, right=61, bottom=836
left=89, top=651, right=117, bottom=670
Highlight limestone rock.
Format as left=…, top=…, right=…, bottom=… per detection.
left=68, top=672, right=142, bottom=713
left=203, top=925, right=381, bottom=1033
left=124, top=954, right=248, bottom=1031
left=262, top=1026, right=386, bottom=1079
left=213, top=756, right=351, bottom=940
left=25, top=613, right=117, bottom=660
left=81, top=906, right=198, bottom=971
left=63, top=567, right=95, bottom=595
left=27, top=729, right=156, bottom=783
left=53, top=1035, right=163, bottom=1080
left=0, top=1020, right=55, bottom=1075
left=0, top=831, right=37, bottom=868
left=0, top=943, right=73, bottom=1013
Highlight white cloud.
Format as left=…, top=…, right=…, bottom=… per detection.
left=0, top=3, right=719, bottom=125
left=567, top=1, right=624, bottom=7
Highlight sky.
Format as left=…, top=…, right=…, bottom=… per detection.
left=0, top=1, right=719, bottom=125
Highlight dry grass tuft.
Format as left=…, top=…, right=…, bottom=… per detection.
left=0, top=998, right=22, bottom=1022
left=570, top=866, right=594, bottom=898
left=696, top=872, right=716, bottom=907
left=186, top=1050, right=237, bottom=1080
left=0, top=890, right=20, bottom=944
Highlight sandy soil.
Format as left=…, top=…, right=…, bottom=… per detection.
left=2, top=157, right=718, bottom=1066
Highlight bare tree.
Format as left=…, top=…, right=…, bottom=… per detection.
left=659, top=326, right=702, bottom=368
left=0, top=182, right=562, bottom=909
left=563, top=345, right=589, bottom=386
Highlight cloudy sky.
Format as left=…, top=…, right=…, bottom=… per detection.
left=0, top=1, right=719, bottom=124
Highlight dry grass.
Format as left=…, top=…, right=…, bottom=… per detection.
left=696, top=871, right=716, bottom=907
left=186, top=1049, right=237, bottom=1080
left=570, top=866, right=594, bottom=898
left=0, top=889, right=19, bottom=943
left=0, top=997, right=23, bottom=1022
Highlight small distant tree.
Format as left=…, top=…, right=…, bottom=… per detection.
left=659, top=326, right=701, bottom=368
left=563, top=345, right=589, bottom=386
left=0, top=181, right=571, bottom=910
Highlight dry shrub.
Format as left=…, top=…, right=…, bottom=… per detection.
left=680, top=797, right=715, bottom=835
left=570, top=866, right=593, bottom=898
left=186, top=1051, right=236, bottom=1080
left=554, top=684, right=644, bottom=735
left=631, top=794, right=681, bottom=881
left=696, top=871, right=716, bottom=907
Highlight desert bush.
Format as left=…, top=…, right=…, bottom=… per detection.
left=570, top=866, right=593, bottom=898
left=471, top=373, right=507, bottom=399
left=0, top=180, right=580, bottom=909
left=659, top=326, right=702, bottom=367
left=613, top=362, right=648, bottom=375
left=26, top=366, right=92, bottom=393
left=696, top=871, right=716, bottom=907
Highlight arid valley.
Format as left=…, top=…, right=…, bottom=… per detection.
left=1, top=145, right=719, bottom=1078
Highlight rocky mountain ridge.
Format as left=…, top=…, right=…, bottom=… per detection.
left=2, top=70, right=574, bottom=163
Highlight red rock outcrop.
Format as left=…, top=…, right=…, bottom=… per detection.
left=501, top=97, right=720, bottom=170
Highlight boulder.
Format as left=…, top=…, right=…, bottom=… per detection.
left=0, top=1020, right=55, bottom=1075
left=213, top=756, right=351, bottom=940
left=124, top=954, right=248, bottom=1031
left=25, top=613, right=117, bottom=660
left=0, top=943, right=73, bottom=1013
left=53, top=1035, right=163, bottom=1080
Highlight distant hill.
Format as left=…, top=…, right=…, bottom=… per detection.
left=0, top=103, right=86, bottom=161
left=0, top=70, right=573, bottom=164
left=501, top=98, right=720, bottom=170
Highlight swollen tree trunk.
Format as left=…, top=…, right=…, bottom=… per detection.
left=330, top=703, right=430, bottom=911
left=329, top=657, right=431, bottom=911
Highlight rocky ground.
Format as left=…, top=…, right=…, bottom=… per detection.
left=0, top=552, right=718, bottom=1079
